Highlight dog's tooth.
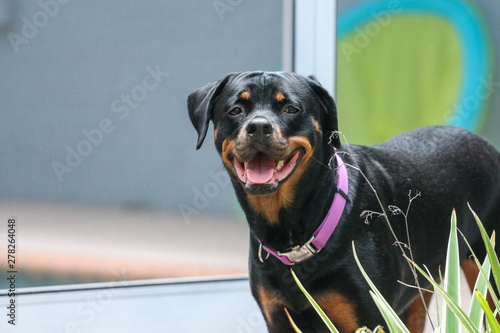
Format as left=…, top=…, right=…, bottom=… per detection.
left=244, top=162, right=248, bottom=169
left=277, top=160, right=284, bottom=170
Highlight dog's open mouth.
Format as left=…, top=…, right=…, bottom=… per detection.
left=233, top=150, right=302, bottom=186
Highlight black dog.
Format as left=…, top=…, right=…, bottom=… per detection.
left=188, top=71, right=500, bottom=332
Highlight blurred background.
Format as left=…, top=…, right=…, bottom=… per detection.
left=0, top=0, right=499, bottom=290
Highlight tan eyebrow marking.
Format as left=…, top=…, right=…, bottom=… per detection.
left=276, top=92, right=285, bottom=102
left=313, top=120, right=321, bottom=132
left=240, top=91, right=251, bottom=100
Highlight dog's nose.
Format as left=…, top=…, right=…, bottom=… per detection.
left=246, top=117, right=273, bottom=140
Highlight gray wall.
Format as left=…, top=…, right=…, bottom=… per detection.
left=0, top=0, right=283, bottom=214
left=2, top=0, right=499, bottom=216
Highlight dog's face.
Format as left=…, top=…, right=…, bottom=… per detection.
left=188, top=71, right=340, bottom=199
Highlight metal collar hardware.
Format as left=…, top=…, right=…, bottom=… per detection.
left=277, top=236, right=319, bottom=265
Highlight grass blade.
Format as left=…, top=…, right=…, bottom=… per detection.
left=469, top=205, right=500, bottom=317
left=352, top=242, right=410, bottom=333
left=290, top=269, right=339, bottom=333
left=368, top=291, right=401, bottom=332
left=469, top=205, right=500, bottom=295
left=467, top=236, right=493, bottom=330
left=443, top=209, right=461, bottom=332
left=459, top=219, right=500, bottom=326
left=284, top=308, right=303, bottom=333
left=475, top=290, right=500, bottom=333
left=411, top=261, right=480, bottom=333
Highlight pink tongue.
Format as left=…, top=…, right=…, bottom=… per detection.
left=246, top=153, right=275, bottom=184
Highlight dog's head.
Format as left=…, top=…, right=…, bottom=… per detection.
left=188, top=71, right=340, bottom=200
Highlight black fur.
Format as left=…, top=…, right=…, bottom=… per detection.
left=188, top=71, right=500, bottom=332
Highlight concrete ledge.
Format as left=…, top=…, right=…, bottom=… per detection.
left=0, top=200, right=249, bottom=286
left=0, top=276, right=266, bottom=332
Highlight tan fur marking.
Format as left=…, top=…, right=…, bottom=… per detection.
left=256, top=286, right=287, bottom=325
left=221, top=133, right=313, bottom=225
left=240, top=91, right=251, bottom=100
left=214, top=128, right=218, bottom=142
left=246, top=136, right=313, bottom=224
left=221, top=138, right=236, bottom=170
left=405, top=287, right=434, bottom=333
left=315, top=292, right=359, bottom=332
left=276, top=92, right=285, bottom=102
left=313, top=119, right=321, bottom=132
left=246, top=193, right=288, bottom=225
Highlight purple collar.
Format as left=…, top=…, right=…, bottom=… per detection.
left=256, top=151, right=348, bottom=265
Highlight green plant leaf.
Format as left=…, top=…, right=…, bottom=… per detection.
left=352, top=242, right=410, bottom=333
left=476, top=290, right=500, bottom=333
left=435, top=268, right=442, bottom=329
left=469, top=205, right=500, bottom=297
left=284, top=308, right=303, bottom=333
left=368, top=291, right=401, bottom=333
left=290, top=269, right=339, bottom=333
left=443, top=209, right=461, bottom=333
left=459, top=218, right=500, bottom=326
left=467, top=236, right=493, bottom=330
left=411, top=262, right=480, bottom=333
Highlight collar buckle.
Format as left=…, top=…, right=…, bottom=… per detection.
left=277, top=236, right=319, bottom=265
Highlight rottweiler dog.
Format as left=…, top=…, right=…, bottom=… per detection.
left=187, top=71, right=500, bottom=332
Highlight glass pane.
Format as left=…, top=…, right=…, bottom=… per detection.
left=0, top=0, right=284, bottom=288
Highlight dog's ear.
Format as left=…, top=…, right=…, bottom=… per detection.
left=305, top=75, right=341, bottom=148
left=187, top=74, right=234, bottom=149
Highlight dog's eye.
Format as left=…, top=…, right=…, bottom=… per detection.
left=228, top=107, right=243, bottom=116
left=284, top=106, right=299, bottom=114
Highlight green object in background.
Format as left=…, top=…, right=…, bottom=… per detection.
left=337, top=15, right=462, bottom=145
left=336, top=0, right=491, bottom=145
